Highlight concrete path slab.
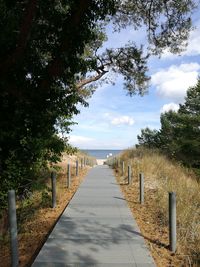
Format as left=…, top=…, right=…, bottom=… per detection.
left=32, top=165, right=156, bottom=267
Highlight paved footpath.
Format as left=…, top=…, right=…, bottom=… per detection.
left=32, top=165, right=156, bottom=267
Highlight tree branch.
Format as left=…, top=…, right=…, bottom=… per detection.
left=39, top=0, right=91, bottom=90
left=76, top=70, right=108, bottom=89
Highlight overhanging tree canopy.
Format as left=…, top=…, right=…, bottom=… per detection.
left=0, top=0, right=198, bottom=205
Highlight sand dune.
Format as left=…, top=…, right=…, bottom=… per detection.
left=96, top=159, right=106, bottom=165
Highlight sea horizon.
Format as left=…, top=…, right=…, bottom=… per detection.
left=81, top=149, right=123, bottom=159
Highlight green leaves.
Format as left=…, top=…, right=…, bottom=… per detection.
left=112, top=0, right=196, bottom=55
left=137, top=127, right=160, bottom=149
left=0, top=0, right=198, bottom=208
left=137, top=79, right=200, bottom=167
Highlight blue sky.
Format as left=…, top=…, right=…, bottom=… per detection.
left=69, top=7, right=200, bottom=150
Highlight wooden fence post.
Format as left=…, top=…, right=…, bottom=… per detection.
left=81, top=158, right=83, bottom=169
left=51, top=172, right=56, bottom=208
left=139, top=173, right=144, bottom=204
left=122, top=161, right=125, bottom=175
left=76, top=160, right=79, bottom=176
left=169, top=192, right=176, bottom=252
left=8, top=190, right=19, bottom=267
left=67, top=163, right=70, bottom=188
left=128, top=165, right=131, bottom=184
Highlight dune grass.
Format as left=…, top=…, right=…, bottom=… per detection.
left=112, top=148, right=200, bottom=266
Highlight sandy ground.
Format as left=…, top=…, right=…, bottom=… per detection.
left=1, top=157, right=89, bottom=267
left=116, top=172, right=187, bottom=267
left=96, top=159, right=106, bottom=165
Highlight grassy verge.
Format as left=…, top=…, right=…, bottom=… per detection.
left=0, top=153, right=94, bottom=267
left=111, top=148, right=200, bottom=266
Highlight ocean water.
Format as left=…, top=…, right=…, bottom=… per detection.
left=81, top=149, right=123, bottom=159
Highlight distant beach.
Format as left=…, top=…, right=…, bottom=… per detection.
left=81, top=149, right=123, bottom=159
left=96, top=159, right=105, bottom=165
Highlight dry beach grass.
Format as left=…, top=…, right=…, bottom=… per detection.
left=114, top=148, right=200, bottom=266
left=1, top=148, right=199, bottom=266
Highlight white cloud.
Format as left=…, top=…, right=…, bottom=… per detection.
left=161, top=20, right=200, bottom=58
left=111, top=115, right=134, bottom=126
left=160, top=103, right=179, bottom=113
left=151, top=63, right=200, bottom=101
left=68, top=135, right=94, bottom=147
left=103, top=113, right=135, bottom=126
